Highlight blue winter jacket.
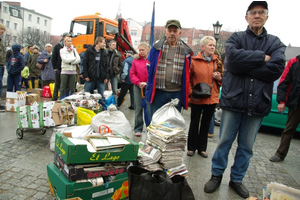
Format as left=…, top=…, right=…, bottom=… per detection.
left=37, top=50, right=55, bottom=81
left=146, top=36, right=193, bottom=110
left=220, top=26, right=286, bottom=116
left=121, top=56, right=133, bottom=84
left=7, top=44, right=24, bottom=76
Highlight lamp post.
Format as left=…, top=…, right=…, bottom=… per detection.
left=213, top=21, right=222, bottom=45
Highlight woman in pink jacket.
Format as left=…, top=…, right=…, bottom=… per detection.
left=129, top=42, right=150, bottom=136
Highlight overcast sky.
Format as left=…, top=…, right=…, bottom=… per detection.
left=19, top=0, right=300, bottom=47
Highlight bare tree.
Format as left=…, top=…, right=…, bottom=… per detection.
left=3, top=30, right=13, bottom=48
left=17, top=28, right=51, bottom=51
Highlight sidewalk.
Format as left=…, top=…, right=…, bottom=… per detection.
left=0, top=93, right=299, bottom=200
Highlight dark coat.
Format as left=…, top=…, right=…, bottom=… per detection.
left=277, top=55, right=300, bottom=110
left=51, top=40, right=63, bottom=71
left=7, top=44, right=24, bottom=76
left=107, top=49, right=123, bottom=76
left=27, top=52, right=41, bottom=77
left=121, top=56, right=133, bottom=84
left=37, top=50, right=55, bottom=81
left=220, top=26, right=286, bottom=116
left=82, top=46, right=109, bottom=82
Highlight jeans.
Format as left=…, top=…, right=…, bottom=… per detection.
left=84, top=80, right=105, bottom=106
left=7, top=74, right=22, bottom=92
left=0, top=66, right=4, bottom=95
left=208, top=113, right=215, bottom=134
left=211, top=109, right=263, bottom=182
left=22, top=78, right=29, bottom=89
left=109, top=74, right=118, bottom=103
left=149, top=89, right=182, bottom=120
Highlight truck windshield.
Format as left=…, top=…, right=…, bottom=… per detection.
left=72, top=21, right=94, bottom=36
left=106, top=24, right=118, bottom=35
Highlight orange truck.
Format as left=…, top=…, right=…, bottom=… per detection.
left=69, top=13, right=136, bottom=59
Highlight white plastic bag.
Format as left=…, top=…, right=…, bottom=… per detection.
left=91, top=104, right=132, bottom=136
left=150, top=98, right=186, bottom=130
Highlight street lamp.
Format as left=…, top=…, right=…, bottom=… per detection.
left=213, top=21, right=222, bottom=42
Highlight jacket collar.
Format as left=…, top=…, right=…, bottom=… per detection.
left=246, top=26, right=267, bottom=38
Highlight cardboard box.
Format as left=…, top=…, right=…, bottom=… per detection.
left=17, top=106, right=29, bottom=128
left=54, top=152, right=129, bottom=181
left=55, top=133, right=139, bottom=164
left=39, top=101, right=74, bottom=127
left=26, top=93, right=40, bottom=105
left=6, top=91, right=27, bottom=112
left=17, top=105, right=40, bottom=129
left=47, top=163, right=129, bottom=200
left=27, top=88, right=43, bottom=97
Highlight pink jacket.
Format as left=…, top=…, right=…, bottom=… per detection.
left=129, top=55, right=148, bottom=86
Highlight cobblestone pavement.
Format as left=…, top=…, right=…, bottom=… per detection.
left=0, top=95, right=299, bottom=200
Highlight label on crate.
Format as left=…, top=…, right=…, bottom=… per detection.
left=92, top=188, right=114, bottom=198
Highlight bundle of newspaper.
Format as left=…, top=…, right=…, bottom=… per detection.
left=146, top=123, right=187, bottom=173
left=138, top=142, right=162, bottom=167
left=167, top=164, right=188, bottom=178
left=264, top=182, right=300, bottom=200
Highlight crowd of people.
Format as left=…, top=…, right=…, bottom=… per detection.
left=1, top=1, right=300, bottom=198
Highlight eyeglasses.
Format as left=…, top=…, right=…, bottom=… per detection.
left=248, top=10, right=268, bottom=16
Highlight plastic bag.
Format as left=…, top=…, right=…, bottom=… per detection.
left=49, top=83, right=60, bottom=98
left=77, top=107, right=96, bottom=126
left=105, top=95, right=116, bottom=107
left=42, top=85, right=52, bottom=98
left=91, top=104, right=132, bottom=136
left=151, top=98, right=186, bottom=130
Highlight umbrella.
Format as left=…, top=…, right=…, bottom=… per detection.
left=141, top=88, right=150, bottom=127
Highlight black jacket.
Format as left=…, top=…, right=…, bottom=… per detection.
left=107, top=49, right=123, bottom=76
left=277, top=55, right=300, bottom=110
left=82, top=46, right=109, bottom=82
left=220, top=26, right=286, bottom=116
left=51, top=40, right=63, bottom=71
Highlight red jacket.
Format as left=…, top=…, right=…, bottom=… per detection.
left=129, top=54, right=148, bottom=86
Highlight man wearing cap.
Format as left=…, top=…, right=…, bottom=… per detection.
left=146, top=19, right=193, bottom=118
left=204, top=1, right=286, bottom=198
left=117, top=50, right=134, bottom=109
left=51, top=32, right=70, bottom=100
left=0, top=22, right=6, bottom=110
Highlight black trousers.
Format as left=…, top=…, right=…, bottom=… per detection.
left=187, top=103, right=216, bottom=152
left=118, top=83, right=134, bottom=107
left=52, top=69, right=61, bottom=100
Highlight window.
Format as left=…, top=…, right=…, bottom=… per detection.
left=44, top=31, right=47, bottom=35
left=28, top=14, right=32, bottom=21
left=134, top=40, right=138, bottom=46
left=44, top=19, right=47, bottom=26
left=130, top=29, right=137, bottom=36
left=3, top=6, right=8, bottom=13
left=181, top=37, right=188, bottom=43
left=127, top=21, right=130, bottom=26
left=36, top=29, right=40, bottom=34
left=12, top=10, right=18, bottom=17
left=72, top=21, right=95, bottom=36
left=0, top=19, right=4, bottom=24
left=199, top=33, right=204, bottom=38
left=146, top=34, right=150, bottom=40
left=14, top=23, right=18, bottom=30
left=13, top=36, right=17, bottom=43
left=6, top=21, right=10, bottom=29
left=27, top=26, right=31, bottom=32
left=37, top=17, right=40, bottom=24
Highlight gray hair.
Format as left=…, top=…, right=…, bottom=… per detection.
left=200, top=36, right=216, bottom=47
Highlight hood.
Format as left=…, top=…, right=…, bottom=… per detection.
left=12, top=44, right=21, bottom=55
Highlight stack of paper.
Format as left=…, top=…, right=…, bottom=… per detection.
left=146, top=123, right=188, bottom=176
left=137, top=142, right=163, bottom=171
left=264, top=182, right=300, bottom=200
left=88, top=136, right=130, bottom=151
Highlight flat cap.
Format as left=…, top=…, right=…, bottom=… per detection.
left=165, top=19, right=181, bottom=29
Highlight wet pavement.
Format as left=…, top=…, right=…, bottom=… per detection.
left=0, top=91, right=300, bottom=200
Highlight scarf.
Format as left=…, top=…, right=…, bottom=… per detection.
left=156, top=39, right=185, bottom=89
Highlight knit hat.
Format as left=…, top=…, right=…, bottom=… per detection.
left=45, top=43, right=52, bottom=48
left=0, top=23, right=6, bottom=31
left=33, top=45, right=39, bottom=50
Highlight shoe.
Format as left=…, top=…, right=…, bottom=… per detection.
left=204, top=175, right=223, bottom=193
left=208, top=133, right=214, bottom=138
left=229, top=181, right=249, bottom=198
left=269, top=154, right=284, bottom=162
left=0, top=105, right=5, bottom=112
left=51, top=98, right=57, bottom=101
left=187, top=151, right=195, bottom=156
left=128, top=106, right=134, bottom=110
left=199, top=151, right=208, bottom=158
left=135, top=132, right=141, bottom=137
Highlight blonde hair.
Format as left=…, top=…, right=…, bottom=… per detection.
left=133, top=42, right=151, bottom=59
left=200, top=36, right=216, bottom=47
left=64, top=36, right=72, bottom=44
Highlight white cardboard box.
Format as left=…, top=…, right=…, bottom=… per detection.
left=6, top=91, right=27, bottom=112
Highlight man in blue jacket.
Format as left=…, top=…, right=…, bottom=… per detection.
left=146, top=19, right=193, bottom=119
left=204, top=1, right=286, bottom=198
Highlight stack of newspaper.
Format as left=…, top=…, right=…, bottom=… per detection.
left=137, top=142, right=162, bottom=171
left=264, top=182, right=300, bottom=200
left=146, top=123, right=188, bottom=177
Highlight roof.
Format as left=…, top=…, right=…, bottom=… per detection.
left=285, top=46, right=300, bottom=61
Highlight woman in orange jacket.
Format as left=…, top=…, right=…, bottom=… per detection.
left=187, top=36, right=223, bottom=158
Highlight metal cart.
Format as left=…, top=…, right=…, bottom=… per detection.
left=16, top=127, right=47, bottom=139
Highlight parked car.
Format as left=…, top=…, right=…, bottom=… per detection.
left=214, top=79, right=300, bottom=132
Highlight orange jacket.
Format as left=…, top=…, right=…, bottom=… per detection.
left=189, top=51, right=223, bottom=105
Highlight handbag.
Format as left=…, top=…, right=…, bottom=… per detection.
left=192, top=82, right=212, bottom=98
left=127, top=166, right=195, bottom=200
left=36, top=62, right=45, bottom=70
